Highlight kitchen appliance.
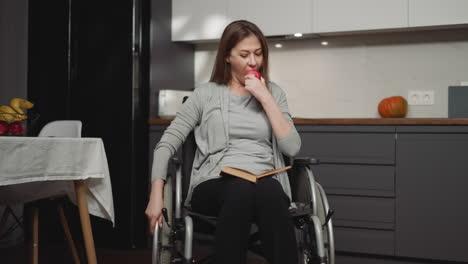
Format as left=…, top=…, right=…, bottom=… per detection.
left=158, top=89, right=193, bottom=118
left=448, top=86, right=468, bottom=117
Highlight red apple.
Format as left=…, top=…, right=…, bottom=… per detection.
left=9, top=121, right=24, bottom=136
left=0, top=121, right=8, bottom=135
left=245, top=69, right=261, bottom=80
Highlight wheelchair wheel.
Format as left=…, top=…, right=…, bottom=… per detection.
left=159, top=251, right=171, bottom=264
left=296, top=217, right=332, bottom=264
left=154, top=244, right=171, bottom=264
left=158, top=223, right=172, bottom=264
left=152, top=220, right=173, bottom=264
left=296, top=223, right=317, bottom=264
left=153, top=176, right=174, bottom=264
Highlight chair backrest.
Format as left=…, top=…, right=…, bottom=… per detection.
left=38, top=120, right=82, bottom=138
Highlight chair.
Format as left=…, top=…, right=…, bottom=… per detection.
left=30, top=120, right=83, bottom=264
left=152, top=131, right=335, bottom=264
left=38, top=120, right=82, bottom=138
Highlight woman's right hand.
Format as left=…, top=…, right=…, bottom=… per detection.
left=146, top=178, right=166, bottom=234
left=145, top=194, right=164, bottom=235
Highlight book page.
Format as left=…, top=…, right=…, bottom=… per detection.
left=221, top=167, right=257, bottom=182
left=257, top=166, right=292, bottom=178
left=221, top=166, right=292, bottom=182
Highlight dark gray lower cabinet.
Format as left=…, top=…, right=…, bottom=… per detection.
left=334, top=227, right=395, bottom=255
left=395, top=126, right=468, bottom=262
left=298, top=125, right=398, bottom=257
left=298, top=125, right=468, bottom=263
left=329, top=195, right=395, bottom=230
left=299, top=125, right=396, bottom=165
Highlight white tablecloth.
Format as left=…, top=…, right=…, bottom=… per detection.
left=0, top=136, right=114, bottom=224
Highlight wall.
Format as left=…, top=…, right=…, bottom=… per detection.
left=194, top=28, right=468, bottom=118
left=0, top=0, right=28, bottom=105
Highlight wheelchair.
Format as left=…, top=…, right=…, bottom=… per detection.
left=152, top=132, right=335, bottom=264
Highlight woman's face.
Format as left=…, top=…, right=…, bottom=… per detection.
left=226, top=34, right=263, bottom=85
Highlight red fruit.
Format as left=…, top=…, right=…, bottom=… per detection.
left=9, top=121, right=24, bottom=135
left=0, top=121, right=8, bottom=135
left=245, top=69, right=261, bottom=80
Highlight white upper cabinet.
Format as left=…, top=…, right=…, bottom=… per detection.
left=172, top=0, right=468, bottom=42
left=172, top=0, right=312, bottom=41
left=313, top=0, right=408, bottom=33
left=172, top=0, right=230, bottom=41
left=409, top=0, right=468, bottom=27
left=227, top=0, right=312, bottom=37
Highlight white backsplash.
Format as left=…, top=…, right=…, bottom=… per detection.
left=194, top=31, right=468, bottom=118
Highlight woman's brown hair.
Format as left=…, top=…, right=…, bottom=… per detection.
left=210, top=20, right=270, bottom=86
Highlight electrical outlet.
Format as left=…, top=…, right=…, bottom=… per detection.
left=421, top=90, right=434, bottom=105
left=408, top=90, right=422, bottom=105
left=408, top=90, right=434, bottom=105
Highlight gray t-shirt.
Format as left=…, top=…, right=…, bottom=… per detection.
left=220, top=92, right=275, bottom=174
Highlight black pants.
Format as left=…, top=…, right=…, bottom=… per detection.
left=191, top=176, right=298, bottom=264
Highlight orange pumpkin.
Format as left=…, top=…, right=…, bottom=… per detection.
left=378, top=96, right=408, bottom=118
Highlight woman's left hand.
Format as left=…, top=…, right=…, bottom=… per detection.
left=244, top=75, right=273, bottom=105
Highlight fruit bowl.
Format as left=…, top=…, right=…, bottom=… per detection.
left=0, top=98, right=35, bottom=136
left=0, top=114, right=26, bottom=136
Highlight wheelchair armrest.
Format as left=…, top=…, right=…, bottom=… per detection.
left=167, top=155, right=184, bottom=220
left=289, top=157, right=320, bottom=216
left=170, top=156, right=181, bottom=165
left=293, top=157, right=319, bottom=167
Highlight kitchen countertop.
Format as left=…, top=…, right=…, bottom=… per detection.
left=149, top=117, right=468, bottom=126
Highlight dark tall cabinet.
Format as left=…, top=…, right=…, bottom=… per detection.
left=27, top=0, right=150, bottom=248
left=27, top=0, right=194, bottom=248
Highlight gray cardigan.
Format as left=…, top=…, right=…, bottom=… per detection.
left=151, top=82, right=301, bottom=206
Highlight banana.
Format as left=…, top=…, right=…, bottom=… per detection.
left=0, top=114, right=9, bottom=122
left=0, top=105, right=16, bottom=123
left=0, top=105, right=26, bottom=123
left=10, top=98, right=34, bottom=115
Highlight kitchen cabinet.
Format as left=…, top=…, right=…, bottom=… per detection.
left=172, top=0, right=229, bottom=41
left=227, top=0, right=312, bottom=37
left=297, top=123, right=468, bottom=263
left=313, top=0, right=408, bottom=33
left=409, top=0, right=468, bottom=27
left=172, top=0, right=468, bottom=42
left=395, top=126, right=468, bottom=262
left=298, top=125, right=397, bottom=255
left=172, top=0, right=312, bottom=41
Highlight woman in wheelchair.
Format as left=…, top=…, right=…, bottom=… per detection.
left=146, top=20, right=302, bottom=264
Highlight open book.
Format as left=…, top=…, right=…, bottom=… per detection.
left=221, top=166, right=292, bottom=183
